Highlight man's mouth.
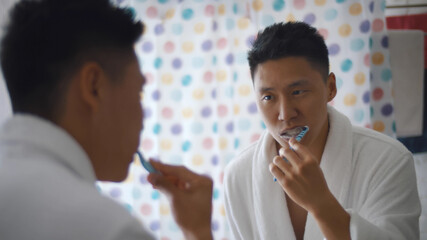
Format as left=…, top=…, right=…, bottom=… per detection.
left=279, top=126, right=306, bottom=140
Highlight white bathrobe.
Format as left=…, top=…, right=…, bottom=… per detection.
left=224, top=106, right=421, bottom=240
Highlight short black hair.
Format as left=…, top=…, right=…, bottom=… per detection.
left=0, top=0, right=143, bottom=121
left=248, top=21, right=329, bottom=82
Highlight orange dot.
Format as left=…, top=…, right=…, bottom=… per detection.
left=252, top=0, right=263, bottom=11
left=315, top=0, right=326, bottom=6
left=218, top=4, right=226, bottom=15
left=354, top=72, right=365, bottom=85
left=338, top=24, right=352, bottom=37
left=372, top=52, right=384, bottom=65
left=373, top=121, right=385, bottom=132
left=344, top=94, right=357, bottom=106
left=349, top=3, right=362, bottom=16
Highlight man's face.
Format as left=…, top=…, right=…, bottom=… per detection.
left=253, top=57, right=336, bottom=151
left=96, top=54, right=145, bottom=181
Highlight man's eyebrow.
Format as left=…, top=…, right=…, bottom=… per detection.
left=258, top=79, right=310, bottom=92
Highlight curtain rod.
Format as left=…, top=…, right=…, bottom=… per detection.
left=386, top=3, right=427, bottom=8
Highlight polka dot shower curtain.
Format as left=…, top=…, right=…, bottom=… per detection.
left=98, top=0, right=394, bottom=239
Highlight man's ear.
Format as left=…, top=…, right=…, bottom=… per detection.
left=77, top=62, right=107, bottom=111
left=326, top=72, right=337, bottom=102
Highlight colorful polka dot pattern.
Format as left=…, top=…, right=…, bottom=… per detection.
left=98, top=0, right=395, bottom=239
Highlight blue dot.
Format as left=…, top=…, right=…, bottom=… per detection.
left=233, top=72, right=238, bottom=82
left=248, top=102, right=257, bottom=114
left=212, top=122, right=218, bottom=133
left=234, top=138, right=240, bottom=149
left=213, top=188, right=220, bottom=199
left=172, top=23, right=183, bottom=35
left=172, top=58, right=182, bottom=69
left=336, top=0, right=347, bottom=3
left=123, top=203, right=133, bottom=213
left=237, top=52, right=247, bottom=64
left=261, top=121, right=266, bottom=129
left=381, top=68, right=392, bottom=82
left=171, top=89, right=182, bottom=101
left=226, top=18, right=235, bottom=30
left=324, top=9, right=338, bottom=21
left=202, top=40, right=213, bottom=51
left=182, top=75, right=192, bottom=86
left=144, top=107, right=152, bottom=118
left=132, top=187, right=142, bottom=199
left=182, top=9, right=194, bottom=20
left=182, top=141, right=191, bottom=151
left=151, top=190, right=160, bottom=200
left=233, top=3, right=239, bottom=14
left=303, top=13, right=316, bottom=25
left=126, top=7, right=137, bottom=19
left=142, top=41, right=153, bottom=53
left=226, top=122, right=234, bottom=133
left=381, top=36, right=388, bottom=48
left=369, top=37, right=373, bottom=49
left=363, top=91, right=370, bottom=103
left=328, top=43, right=340, bottom=56
left=153, top=123, right=161, bottom=134
left=381, top=0, right=386, bottom=11
left=360, top=20, right=370, bottom=33
left=354, top=109, right=364, bottom=123
left=350, top=38, right=365, bottom=51
left=226, top=53, right=234, bottom=65
left=381, top=103, right=393, bottom=116
left=336, top=77, right=343, bottom=89
left=238, top=119, right=251, bottom=131
left=154, top=57, right=163, bottom=69
left=154, top=24, right=164, bottom=35
left=369, top=1, right=374, bottom=13
left=152, top=90, right=161, bottom=101
left=225, top=87, right=234, bottom=98
left=273, top=0, right=285, bottom=11
left=192, top=57, right=204, bottom=68
left=262, top=15, right=275, bottom=27
left=211, top=155, right=219, bottom=165
left=169, top=155, right=183, bottom=165
left=211, top=89, right=217, bottom=99
left=191, top=122, right=203, bottom=134
left=341, top=59, right=353, bottom=72
left=158, top=0, right=168, bottom=3
left=150, top=221, right=160, bottom=231
left=370, top=106, right=374, bottom=118
left=212, top=56, right=217, bottom=65
left=392, top=121, right=396, bottom=132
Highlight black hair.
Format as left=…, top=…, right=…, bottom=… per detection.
left=0, top=0, right=143, bottom=121
left=247, top=21, right=329, bottom=82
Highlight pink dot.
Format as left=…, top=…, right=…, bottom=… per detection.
left=218, top=104, right=228, bottom=117
left=329, top=99, right=335, bottom=106
left=162, top=107, right=173, bottom=119
left=203, top=138, right=214, bottom=149
left=205, top=5, right=215, bottom=17
left=161, top=238, right=170, bottom=240
left=140, top=204, right=152, bottom=215
left=144, top=72, right=154, bottom=84
left=372, top=88, right=383, bottom=101
left=204, top=71, right=213, bottom=83
left=318, top=28, right=329, bottom=40
left=372, top=19, right=384, bottom=32
left=146, top=6, right=158, bottom=19
left=251, top=133, right=260, bottom=143
left=142, top=139, right=153, bottom=151
left=219, top=172, right=224, bottom=184
left=364, top=123, right=371, bottom=129
left=217, top=38, right=227, bottom=49
left=164, top=41, right=175, bottom=53
left=294, top=0, right=306, bottom=10
left=364, top=53, right=370, bottom=67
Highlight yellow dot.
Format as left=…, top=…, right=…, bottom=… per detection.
left=354, top=72, right=366, bottom=85
left=160, top=204, right=170, bottom=216
left=349, top=3, right=362, bottom=16
left=373, top=121, right=385, bottom=132
left=338, top=24, right=352, bottom=37
left=219, top=137, right=228, bottom=150
left=238, top=84, right=251, bottom=96
left=182, top=41, right=194, bottom=53
left=343, top=93, right=357, bottom=106
left=237, top=17, right=250, bottom=30
left=192, top=88, right=205, bottom=100
left=182, top=108, right=193, bottom=118
left=165, top=9, right=175, bottom=19
left=234, top=38, right=239, bottom=47
left=286, top=13, right=296, bottom=22
left=216, top=70, right=227, bottom=82
left=218, top=4, right=226, bottom=15
left=234, top=105, right=240, bottom=115
left=161, top=73, right=173, bottom=85
left=192, top=154, right=204, bottom=166
left=160, top=139, right=172, bottom=150
left=372, top=52, right=384, bottom=65
left=252, top=0, right=263, bottom=11
left=140, top=92, right=144, bottom=101
left=220, top=204, right=226, bottom=216
left=194, top=22, right=205, bottom=34
left=315, top=0, right=326, bottom=6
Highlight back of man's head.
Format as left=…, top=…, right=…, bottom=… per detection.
left=0, top=0, right=143, bottom=122
left=248, top=21, right=329, bottom=82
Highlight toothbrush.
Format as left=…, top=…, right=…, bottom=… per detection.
left=274, top=126, right=309, bottom=182
left=136, top=151, right=159, bottom=173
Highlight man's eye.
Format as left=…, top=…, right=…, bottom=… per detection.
left=292, top=90, right=304, bottom=95
left=262, top=95, right=272, bottom=101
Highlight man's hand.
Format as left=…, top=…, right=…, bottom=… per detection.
left=147, top=161, right=213, bottom=240
left=269, top=138, right=351, bottom=240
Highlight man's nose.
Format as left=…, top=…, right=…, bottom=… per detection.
left=278, top=100, right=297, bottom=121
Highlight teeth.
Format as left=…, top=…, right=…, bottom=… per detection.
left=280, top=127, right=304, bottom=139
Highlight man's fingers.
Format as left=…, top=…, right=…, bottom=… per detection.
left=147, top=173, right=179, bottom=197
left=150, top=160, right=198, bottom=182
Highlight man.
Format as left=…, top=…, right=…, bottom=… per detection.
left=224, top=22, right=421, bottom=240
left=0, top=0, right=213, bottom=239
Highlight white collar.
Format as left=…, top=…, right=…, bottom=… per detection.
left=0, top=114, right=96, bottom=183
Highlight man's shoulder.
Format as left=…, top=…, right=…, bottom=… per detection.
left=224, top=140, right=259, bottom=184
